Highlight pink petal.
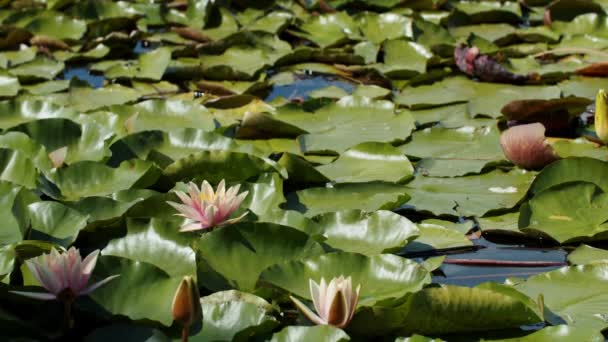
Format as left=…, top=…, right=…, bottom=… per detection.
left=500, top=123, right=559, bottom=170
left=78, top=250, right=99, bottom=290
left=224, top=184, right=241, bottom=199
left=174, top=190, right=195, bottom=207
left=216, top=180, right=226, bottom=199
left=167, top=202, right=204, bottom=221
left=201, top=181, right=215, bottom=201
left=180, top=222, right=207, bottom=232
left=27, top=260, right=62, bottom=295
left=220, top=212, right=248, bottom=226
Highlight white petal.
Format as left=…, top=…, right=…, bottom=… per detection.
left=290, top=296, right=327, bottom=325
left=81, top=274, right=120, bottom=295
left=10, top=290, right=57, bottom=300
left=309, top=278, right=323, bottom=314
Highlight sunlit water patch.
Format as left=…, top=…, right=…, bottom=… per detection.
left=265, top=75, right=355, bottom=102
left=61, top=66, right=105, bottom=88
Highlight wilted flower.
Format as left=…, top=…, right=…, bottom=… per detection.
left=595, top=89, right=608, bottom=144
left=290, top=276, right=360, bottom=329
left=500, top=122, right=559, bottom=170
left=167, top=179, right=249, bottom=232
left=11, top=247, right=118, bottom=301
left=173, top=276, right=202, bottom=328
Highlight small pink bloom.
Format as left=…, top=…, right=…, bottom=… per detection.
left=290, top=276, right=360, bottom=329
left=11, top=247, right=118, bottom=301
left=167, top=179, right=249, bottom=232
left=500, top=123, right=559, bottom=170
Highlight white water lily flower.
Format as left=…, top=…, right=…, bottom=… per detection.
left=290, top=276, right=360, bottom=329
left=167, top=179, right=249, bottom=232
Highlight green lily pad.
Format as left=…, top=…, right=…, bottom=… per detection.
left=520, top=182, right=608, bottom=243
left=198, top=222, right=324, bottom=291
left=85, top=325, right=169, bottom=342
left=103, top=47, right=172, bottom=81
left=192, top=290, right=279, bottom=342
left=351, top=283, right=542, bottom=336
left=529, top=157, right=608, bottom=195
left=310, top=210, right=420, bottom=254
left=43, top=159, right=159, bottom=200
left=9, top=57, right=64, bottom=81
left=549, top=138, right=608, bottom=160
left=298, top=12, right=358, bottom=48
left=453, top=1, right=522, bottom=24
left=22, top=11, right=86, bottom=40
left=109, top=99, right=215, bottom=136
left=512, top=263, right=608, bottom=331
left=90, top=255, right=182, bottom=326
left=102, top=218, right=196, bottom=277
left=401, top=125, right=505, bottom=177
left=161, top=150, right=286, bottom=186
left=486, top=325, right=605, bottom=342
left=199, top=35, right=291, bottom=80
left=0, top=181, right=37, bottom=245
left=0, top=149, right=37, bottom=188
left=402, top=219, right=473, bottom=253
left=395, top=77, right=560, bottom=114
left=358, top=12, right=413, bottom=44
left=66, top=189, right=157, bottom=226
left=45, top=83, right=141, bottom=112
left=27, top=201, right=89, bottom=246
left=316, top=142, right=414, bottom=183
left=377, top=39, right=432, bottom=78
left=286, top=182, right=409, bottom=217
left=568, top=244, right=608, bottom=265
left=405, top=169, right=535, bottom=217
left=275, top=96, right=414, bottom=154
left=270, top=326, right=350, bottom=342
left=260, top=252, right=431, bottom=306
left=0, top=75, right=19, bottom=97
left=0, top=99, right=77, bottom=130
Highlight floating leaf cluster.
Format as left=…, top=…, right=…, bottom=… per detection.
left=0, top=0, right=607, bottom=340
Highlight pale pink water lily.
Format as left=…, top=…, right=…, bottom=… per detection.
left=167, top=179, right=249, bottom=232
left=11, top=247, right=118, bottom=301
left=290, top=276, right=360, bottom=329
left=500, top=122, right=559, bottom=170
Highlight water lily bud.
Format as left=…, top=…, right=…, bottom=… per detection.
left=595, top=89, right=608, bottom=144
left=290, top=276, right=360, bottom=329
left=172, top=276, right=202, bottom=328
left=500, top=123, right=559, bottom=170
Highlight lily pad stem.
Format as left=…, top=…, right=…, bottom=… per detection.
left=181, top=326, right=189, bottom=342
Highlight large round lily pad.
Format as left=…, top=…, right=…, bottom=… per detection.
left=259, top=252, right=431, bottom=306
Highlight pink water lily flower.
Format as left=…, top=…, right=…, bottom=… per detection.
left=290, top=276, right=361, bottom=329
left=11, top=247, right=118, bottom=301
left=167, top=179, right=249, bottom=232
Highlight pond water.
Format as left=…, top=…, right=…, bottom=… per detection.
left=436, top=238, right=567, bottom=286
left=61, top=66, right=105, bottom=88
left=265, top=74, right=355, bottom=101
